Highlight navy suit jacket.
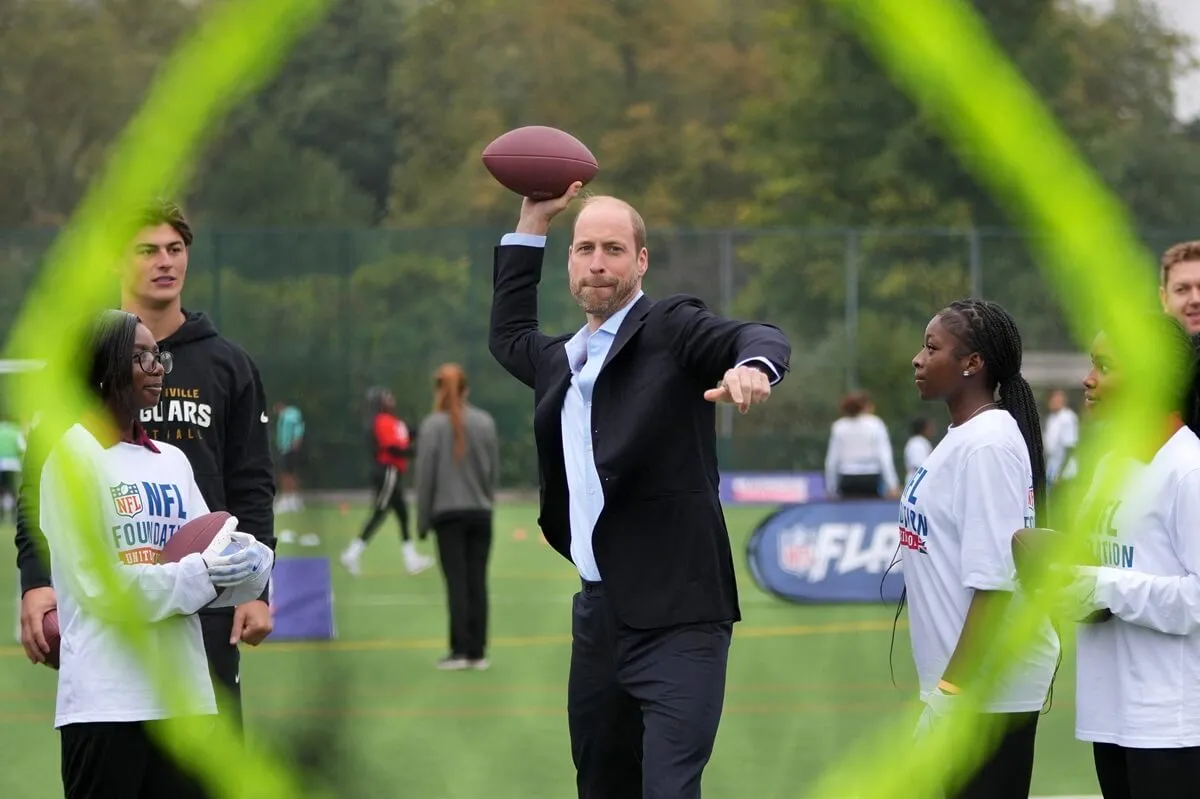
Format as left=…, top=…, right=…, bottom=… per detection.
left=488, top=244, right=791, bottom=629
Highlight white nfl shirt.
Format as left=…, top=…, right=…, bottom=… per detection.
left=1075, top=426, right=1200, bottom=748
left=40, top=424, right=218, bottom=728
left=1044, top=407, right=1079, bottom=482
left=899, top=410, right=1060, bottom=712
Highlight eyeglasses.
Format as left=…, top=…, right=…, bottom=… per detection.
left=133, top=349, right=173, bottom=375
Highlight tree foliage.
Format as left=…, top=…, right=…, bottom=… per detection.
left=4, top=0, right=1200, bottom=485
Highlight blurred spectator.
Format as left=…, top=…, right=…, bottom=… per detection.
left=824, top=391, right=899, bottom=499
left=903, top=417, right=934, bottom=486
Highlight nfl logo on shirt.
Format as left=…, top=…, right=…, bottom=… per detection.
left=1025, top=485, right=1036, bottom=528
left=110, top=483, right=143, bottom=518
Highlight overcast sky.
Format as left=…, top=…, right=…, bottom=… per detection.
left=1082, top=0, right=1200, bottom=119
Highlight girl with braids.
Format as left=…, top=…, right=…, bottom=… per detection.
left=1055, top=313, right=1200, bottom=799
left=415, top=364, right=499, bottom=670
left=340, top=387, right=435, bottom=576
left=899, top=299, right=1060, bottom=798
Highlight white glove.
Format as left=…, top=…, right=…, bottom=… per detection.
left=1046, top=564, right=1105, bottom=622
left=202, top=522, right=262, bottom=587
left=914, top=686, right=959, bottom=739
left=206, top=533, right=275, bottom=609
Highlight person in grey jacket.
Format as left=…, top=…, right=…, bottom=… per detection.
left=415, top=363, right=500, bottom=671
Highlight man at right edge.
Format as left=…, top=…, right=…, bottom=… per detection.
left=488, top=182, right=791, bottom=799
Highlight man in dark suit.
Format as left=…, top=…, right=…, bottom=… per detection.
left=489, top=183, right=791, bottom=799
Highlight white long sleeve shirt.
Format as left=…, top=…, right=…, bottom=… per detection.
left=40, top=424, right=218, bottom=728
left=825, top=414, right=899, bottom=494
left=1076, top=426, right=1200, bottom=747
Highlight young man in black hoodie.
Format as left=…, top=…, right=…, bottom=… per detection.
left=14, top=200, right=276, bottom=732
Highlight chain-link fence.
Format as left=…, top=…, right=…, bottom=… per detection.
left=0, top=226, right=1174, bottom=488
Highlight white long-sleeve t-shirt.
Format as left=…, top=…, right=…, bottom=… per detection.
left=40, top=424, right=218, bottom=728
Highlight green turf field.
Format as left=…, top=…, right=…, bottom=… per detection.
left=1, top=500, right=1100, bottom=798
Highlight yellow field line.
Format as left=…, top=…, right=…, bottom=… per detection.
left=0, top=617, right=904, bottom=659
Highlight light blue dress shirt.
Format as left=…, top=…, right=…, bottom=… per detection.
left=499, top=232, right=779, bottom=582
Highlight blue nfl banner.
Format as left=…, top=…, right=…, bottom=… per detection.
left=745, top=499, right=905, bottom=604
left=267, top=557, right=336, bottom=641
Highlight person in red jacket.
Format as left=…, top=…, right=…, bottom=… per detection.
left=340, top=387, right=434, bottom=576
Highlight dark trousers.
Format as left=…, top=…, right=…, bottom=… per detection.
left=949, top=711, right=1039, bottom=799
left=837, top=473, right=882, bottom=498
left=434, top=512, right=492, bottom=659
left=361, top=465, right=411, bottom=543
left=61, top=719, right=212, bottom=799
left=569, top=581, right=732, bottom=799
left=1093, top=742, right=1200, bottom=799
left=200, top=611, right=243, bottom=734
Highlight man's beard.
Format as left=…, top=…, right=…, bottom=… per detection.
left=571, top=276, right=638, bottom=318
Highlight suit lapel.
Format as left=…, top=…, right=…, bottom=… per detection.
left=535, top=350, right=573, bottom=443
left=601, top=295, right=652, bottom=370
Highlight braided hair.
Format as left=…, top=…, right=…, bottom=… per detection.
left=938, top=299, right=1047, bottom=519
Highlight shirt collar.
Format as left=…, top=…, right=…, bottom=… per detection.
left=80, top=412, right=161, bottom=453
left=564, top=290, right=645, bottom=373
left=127, top=422, right=160, bottom=453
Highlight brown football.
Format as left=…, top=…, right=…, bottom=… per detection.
left=482, top=126, right=599, bottom=200
left=1012, top=527, right=1112, bottom=623
left=160, top=511, right=233, bottom=564
left=42, top=609, right=60, bottom=670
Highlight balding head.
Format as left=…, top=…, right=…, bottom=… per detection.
left=573, top=195, right=647, bottom=253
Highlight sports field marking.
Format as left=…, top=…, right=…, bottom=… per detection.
left=0, top=699, right=917, bottom=724
left=323, top=591, right=858, bottom=608
left=250, top=617, right=903, bottom=654
left=0, top=680, right=922, bottom=703
left=0, top=616, right=901, bottom=659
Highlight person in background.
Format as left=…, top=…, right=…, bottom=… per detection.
left=415, top=364, right=499, bottom=671
left=1043, top=389, right=1079, bottom=489
left=0, top=416, right=26, bottom=524
left=273, top=401, right=305, bottom=515
left=824, top=390, right=900, bottom=499
left=340, top=387, right=434, bottom=576
left=903, top=417, right=934, bottom=485
left=1158, top=240, right=1200, bottom=335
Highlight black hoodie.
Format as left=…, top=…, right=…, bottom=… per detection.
left=15, top=310, right=277, bottom=613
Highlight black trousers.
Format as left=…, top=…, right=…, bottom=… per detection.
left=433, top=511, right=492, bottom=659
left=837, top=473, right=882, bottom=498
left=569, top=581, right=732, bottom=799
left=60, top=719, right=213, bottom=799
left=360, top=465, right=411, bottom=543
left=200, top=611, right=243, bottom=734
left=948, top=711, right=1039, bottom=799
left=1093, top=742, right=1200, bottom=799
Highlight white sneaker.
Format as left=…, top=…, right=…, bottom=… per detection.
left=299, top=533, right=321, bottom=547
left=436, top=655, right=470, bottom=671
left=339, top=548, right=361, bottom=576
left=278, top=529, right=296, bottom=545
left=405, top=554, right=434, bottom=575
left=470, top=658, right=490, bottom=671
